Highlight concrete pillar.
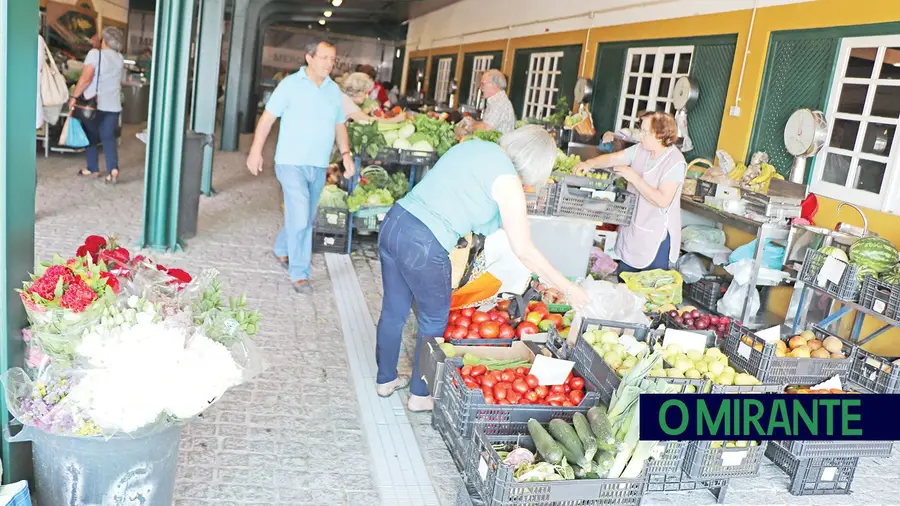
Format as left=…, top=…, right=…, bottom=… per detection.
left=141, top=0, right=195, bottom=250
left=0, top=0, right=37, bottom=484
left=191, top=0, right=226, bottom=196
left=220, top=0, right=251, bottom=151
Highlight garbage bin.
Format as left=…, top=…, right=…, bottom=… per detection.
left=121, top=82, right=150, bottom=124
left=178, top=132, right=213, bottom=239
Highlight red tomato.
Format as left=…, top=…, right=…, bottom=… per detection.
left=463, top=377, right=478, bottom=389
left=515, top=322, right=539, bottom=339
left=500, top=371, right=514, bottom=382
left=569, top=377, right=585, bottom=390
left=471, top=312, right=491, bottom=324
left=481, top=376, right=497, bottom=389
left=497, top=382, right=513, bottom=392
left=480, top=321, right=501, bottom=339
left=534, top=385, right=549, bottom=398
left=461, top=307, right=475, bottom=318
left=481, top=386, right=492, bottom=397
left=490, top=371, right=503, bottom=382
left=443, top=327, right=454, bottom=339
left=513, top=379, right=529, bottom=394
left=470, top=365, right=487, bottom=377
left=449, top=326, right=467, bottom=340
left=498, top=324, right=516, bottom=339
left=524, top=391, right=540, bottom=403
left=448, top=312, right=460, bottom=323
left=549, top=400, right=563, bottom=407
left=484, top=395, right=495, bottom=405
left=497, top=299, right=511, bottom=311
left=466, top=328, right=481, bottom=339
left=488, top=311, right=500, bottom=322
left=461, top=365, right=473, bottom=376
left=569, top=390, right=585, bottom=405
left=562, top=401, right=574, bottom=407
left=498, top=399, right=511, bottom=405
left=515, top=367, right=528, bottom=375
left=525, top=375, right=540, bottom=389
left=507, top=392, right=522, bottom=404
left=456, top=317, right=471, bottom=328
left=564, top=385, right=571, bottom=393
left=493, top=385, right=507, bottom=400
left=547, top=393, right=567, bottom=403
left=550, top=385, right=567, bottom=394
left=468, top=322, right=481, bottom=334
left=566, top=371, right=575, bottom=382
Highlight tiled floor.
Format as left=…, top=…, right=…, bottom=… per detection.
left=33, top=124, right=900, bottom=506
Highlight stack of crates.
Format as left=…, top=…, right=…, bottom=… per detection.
left=312, top=207, right=350, bottom=254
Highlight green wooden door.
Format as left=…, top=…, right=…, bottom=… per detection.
left=590, top=35, right=737, bottom=162
left=509, top=44, right=583, bottom=119
left=458, top=50, right=503, bottom=107
left=406, top=57, right=427, bottom=95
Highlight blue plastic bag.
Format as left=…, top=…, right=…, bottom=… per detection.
left=0, top=481, right=32, bottom=506
left=64, top=117, right=89, bottom=148
left=729, top=239, right=785, bottom=270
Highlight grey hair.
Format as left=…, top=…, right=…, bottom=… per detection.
left=101, top=26, right=124, bottom=52
left=484, top=69, right=507, bottom=90
left=499, top=125, right=557, bottom=187
left=305, top=39, right=335, bottom=57
left=342, top=72, right=374, bottom=98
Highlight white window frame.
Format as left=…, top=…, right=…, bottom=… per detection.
left=522, top=51, right=564, bottom=120
left=468, top=55, right=494, bottom=109
left=433, top=57, right=453, bottom=105
left=615, top=46, right=694, bottom=130
left=811, top=35, right=900, bottom=213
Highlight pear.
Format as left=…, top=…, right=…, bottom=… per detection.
left=687, top=350, right=704, bottom=363
left=685, top=369, right=702, bottom=379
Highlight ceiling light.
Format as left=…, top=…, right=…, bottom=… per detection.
left=332, top=0, right=342, bottom=6
left=318, top=18, right=326, bottom=25
left=324, top=10, right=332, bottom=17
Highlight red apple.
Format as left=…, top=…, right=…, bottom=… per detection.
left=456, top=317, right=471, bottom=328
left=498, top=324, right=515, bottom=339
left=461, top=307, right=475, bottom=318
left=449, top=326, right=467, bottom=340
left=472, top=311, right=491, bottom=324
left=466, top=328, right=481, bottom=339
left=515, top=322, right=539, bottom=339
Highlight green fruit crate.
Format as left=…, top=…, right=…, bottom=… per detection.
left=798, top=249, right=862, bottom=302
left=859, top=275, right=900, bottom=323
left=682, top=440, right=769, bottom=481
left=723, top=322, right=855, bottom=385
left=847, top=345, right=900, bottom=394
left=645, top=472, right=729, bottom=504
left=464, top=426, right=647, bottom=506
left=765, top=441, right=859, bottom=496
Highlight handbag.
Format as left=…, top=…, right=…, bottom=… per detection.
left=39, top=36, right=68, bottom=107
left=71, top=51, right=101, bottom=123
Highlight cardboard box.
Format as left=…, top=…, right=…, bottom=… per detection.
left=419, top=338, right=539, bottom=398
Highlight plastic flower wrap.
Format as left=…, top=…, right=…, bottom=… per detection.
left=2, top=367, right=101, bottom=436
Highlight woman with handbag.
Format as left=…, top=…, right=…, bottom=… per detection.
left=69, top=26, right=125, bottom=184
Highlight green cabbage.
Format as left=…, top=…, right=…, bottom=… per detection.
left=319, top=185, right=348, bottom=209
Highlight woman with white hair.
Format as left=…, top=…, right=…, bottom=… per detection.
left=374, top=125, right=591, bottom=412
left=71, top=26, right=125, bottom=183
left=340, top=72, right=405, bottom=123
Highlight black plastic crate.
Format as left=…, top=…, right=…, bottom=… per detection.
left=464, top=426, right=647, bottom=506
left=315, top=206, right=350, bottom=230
left=552, top=181, right=636, bottom=225
left=682, top=440, right=768, bottom=480
left=774, top=439, right=892, bottom=459
left=859, top=275, right=900, bottom=322
left=684, top=276, right=729, bottom=312
left=447, top=338, right=516, bottom=348
left=645, top=472, right=729, bottom=503
left=524, top=183, right=557, bottom=216
left=723, top=322, right=854, bottom=385
left=660, top=311, right=721, bottom=345
left=433, top=402, right=469, bottom=471
left=435, top=356, right=602, bottom=441
left=765, top=441, right=858, bottom=496
left=312, top=228, right=348, bottom=254
left=398, top=149, right=438, bottom=166
left=798, top=249, right=862, bottom=302
left=847, top=346, right=900, bottom=394
left=569, top=319, right=652, bottom=405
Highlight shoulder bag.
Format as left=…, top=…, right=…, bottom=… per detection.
left=39, top=37, right=69, bottom=107
left=72, top=51, right=101, bottom=123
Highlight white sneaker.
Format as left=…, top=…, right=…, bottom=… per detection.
left=376, top=377, right=409, bottom=398
left=407, top=394, right=434, bottom=412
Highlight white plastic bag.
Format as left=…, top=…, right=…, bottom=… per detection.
left=676, top=253, right=708, bottom=284
left=716, top=260, right=761, bottom=319
left=568, top=279, right=649, bottom=346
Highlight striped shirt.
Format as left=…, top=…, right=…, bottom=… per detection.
left=482, top=92, right=516, bottom=134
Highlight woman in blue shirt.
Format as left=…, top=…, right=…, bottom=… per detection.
left=375, top=125, right=591, bottom=412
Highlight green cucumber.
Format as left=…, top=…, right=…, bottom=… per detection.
left=593, top=450, right=615, bottom=476
left=572, top=413, right=597, bottom=462
left=586, top=406, right=617, bottom=451
left=548, top=419, right=589, bottom=469
left=527, top=419, right=564, bottom=465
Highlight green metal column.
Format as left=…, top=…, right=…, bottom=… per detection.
left=141, top=0, right=195, bottom=251
left=220, top=0, right=251, bottom=151
left=0, top=0, right=37, bottom=484
left=191, top=0, right=226, bottom=197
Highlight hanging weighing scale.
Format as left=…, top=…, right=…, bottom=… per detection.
left=671, top=76, right=700, bottom=152
left=784, top=108, right=828, bottom=184
left=574, top=77, right=594, bottom=108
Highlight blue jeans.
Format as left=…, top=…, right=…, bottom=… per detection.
left=376, top=205, right=451, bottom=397
left=274, top=164, right=326, bottom=281
left=617, top=233, right=672, bottom=276
left=83, top=111, right=119, bottom=174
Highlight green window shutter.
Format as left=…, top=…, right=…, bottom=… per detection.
left=509, top=45, right=582, bottom=119
left=406, top=58, right=427, bottom=94
left=556, top=45, right=584, bottom=115
left=509, top=50, right=532, bottom=118
left=590, top=46, right=628, bottom=132
left=686, top=42, right=737, bottom=161
left=458, top=50, right=502, bottom=107
left=747, top=35, right=838, bottom=175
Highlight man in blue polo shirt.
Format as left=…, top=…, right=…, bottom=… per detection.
left=246, top=40, right=356, bottom=294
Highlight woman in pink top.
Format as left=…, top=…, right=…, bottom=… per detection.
left=575, top=111, right=686, bottom=275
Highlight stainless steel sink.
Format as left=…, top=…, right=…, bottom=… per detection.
left=783, top=225, right=860, bottom=267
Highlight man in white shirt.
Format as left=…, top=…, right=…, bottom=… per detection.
left=473, top=69, right=516, bottom=134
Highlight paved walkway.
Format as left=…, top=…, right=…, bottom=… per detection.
left=34, top=125, right=900, bottom=506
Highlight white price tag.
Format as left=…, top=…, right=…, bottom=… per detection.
left=377, top=213, right=386, bottom=221
left=820, top=467, right=837, bottom=481
left=324, top=237, right=335, bottom=246
left=479, top=456, right=489, bottom=480
left=720, top=449, right=747, bottom=467
left=590, top=190, right=616, bottom=202
left=817, top=256, right=846, bottom=286
left=874, top=299, right=887, bottom=314
left=737, top=342, right=752, bottom=360
left=326, top=214, right=339, bottom=225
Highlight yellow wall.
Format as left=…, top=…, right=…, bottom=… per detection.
left=415, top=0, right=900, bottom=354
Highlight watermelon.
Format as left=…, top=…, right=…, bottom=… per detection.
left=881, top=266, right=900, bottom=285
left=849, top=237, right=899, bottom=273
left=819, top=246, right=849, bottom=263
left=855, top=264, right=879, bottom=282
